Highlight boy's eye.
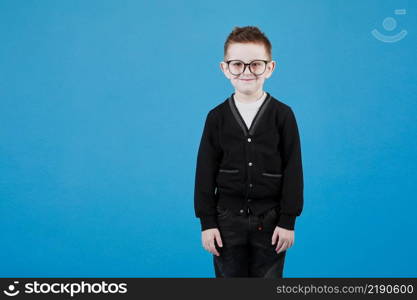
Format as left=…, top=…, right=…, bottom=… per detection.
left=251, top=62, right=261, bottom=67
left=231, top=62, right=242, bottom=66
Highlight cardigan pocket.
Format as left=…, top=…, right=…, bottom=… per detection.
left=262, top=172, right=282, bottom=178
left=219, top=169, right=239, bottom=174
left=256, top=172, right=283, bottom=198
left=216, top=169, right=242, bottom=196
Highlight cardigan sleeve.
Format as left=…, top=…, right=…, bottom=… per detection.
left=277, top=107, right=304, bottom=230
left=194, top=109, right=222, bottom=231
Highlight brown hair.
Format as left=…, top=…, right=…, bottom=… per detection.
left=224, top=26, right=272, bottom=60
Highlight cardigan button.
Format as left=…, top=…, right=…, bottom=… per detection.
left=247, top=198, right=252, bottom=202
left=248, top=162, right=253, bottom=166
left=249, top=183, right=253, bottom=188
left=239, top=209, right=244, bottom=214
left=247, top=137, right=252, bottom=142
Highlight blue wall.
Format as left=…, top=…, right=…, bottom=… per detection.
left=0, top=0, right=416, bottom=277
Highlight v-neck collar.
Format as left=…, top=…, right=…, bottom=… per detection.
left=228, top=91, right=272, bottom=137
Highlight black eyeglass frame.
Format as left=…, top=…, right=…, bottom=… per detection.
left=224, top=59, right=271, bottom=76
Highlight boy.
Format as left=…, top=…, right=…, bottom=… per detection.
left=194, top=26, right=304, bottom=278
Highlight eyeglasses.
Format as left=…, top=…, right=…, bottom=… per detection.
left=225, top=59, right=271, bottom=76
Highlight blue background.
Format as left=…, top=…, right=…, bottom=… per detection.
left=1, top=0, right=416, bottom=277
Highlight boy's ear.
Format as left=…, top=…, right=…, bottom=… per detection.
left=264, top=60, right=276, bottom=79
left=219, top=61, right=226, bottom=72
left=219, top=61, right=231, bottom=79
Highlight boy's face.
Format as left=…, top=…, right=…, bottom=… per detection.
left=220, top=42, right=275, bottom=95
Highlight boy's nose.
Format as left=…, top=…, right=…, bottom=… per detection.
left=243, top=65, right=252, bottom=75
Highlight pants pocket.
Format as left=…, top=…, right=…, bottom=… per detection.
left=259, top=207, right=279, bottom=231
left=216, top=206, right=230, bottom=219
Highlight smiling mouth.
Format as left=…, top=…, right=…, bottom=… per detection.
left=240, top=78, right=255, bottom=81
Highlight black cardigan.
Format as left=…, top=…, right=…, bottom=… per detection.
left=194, top=91, right=304, bottom=231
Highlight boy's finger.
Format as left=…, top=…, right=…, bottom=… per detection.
left=276, top=240, right=285, bottom=253
left=271, top=230, right=278, bottom=245
left=215, top=233, right=223, bottom=247
left=277, top=241, right=288, bottom=254
left=210, top=241, right=220, bottom=256
left=275, top=238, right=284, bottom=252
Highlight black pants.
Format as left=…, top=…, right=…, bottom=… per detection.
left=213, top=205, right=286, bottom=278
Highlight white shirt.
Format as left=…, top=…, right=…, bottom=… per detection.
left=234, top=92, right=267, bottom=130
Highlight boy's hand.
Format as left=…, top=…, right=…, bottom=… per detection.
left=272, top=226, right=294, bottom=254
left=202, top=228, right=223, bottom=256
